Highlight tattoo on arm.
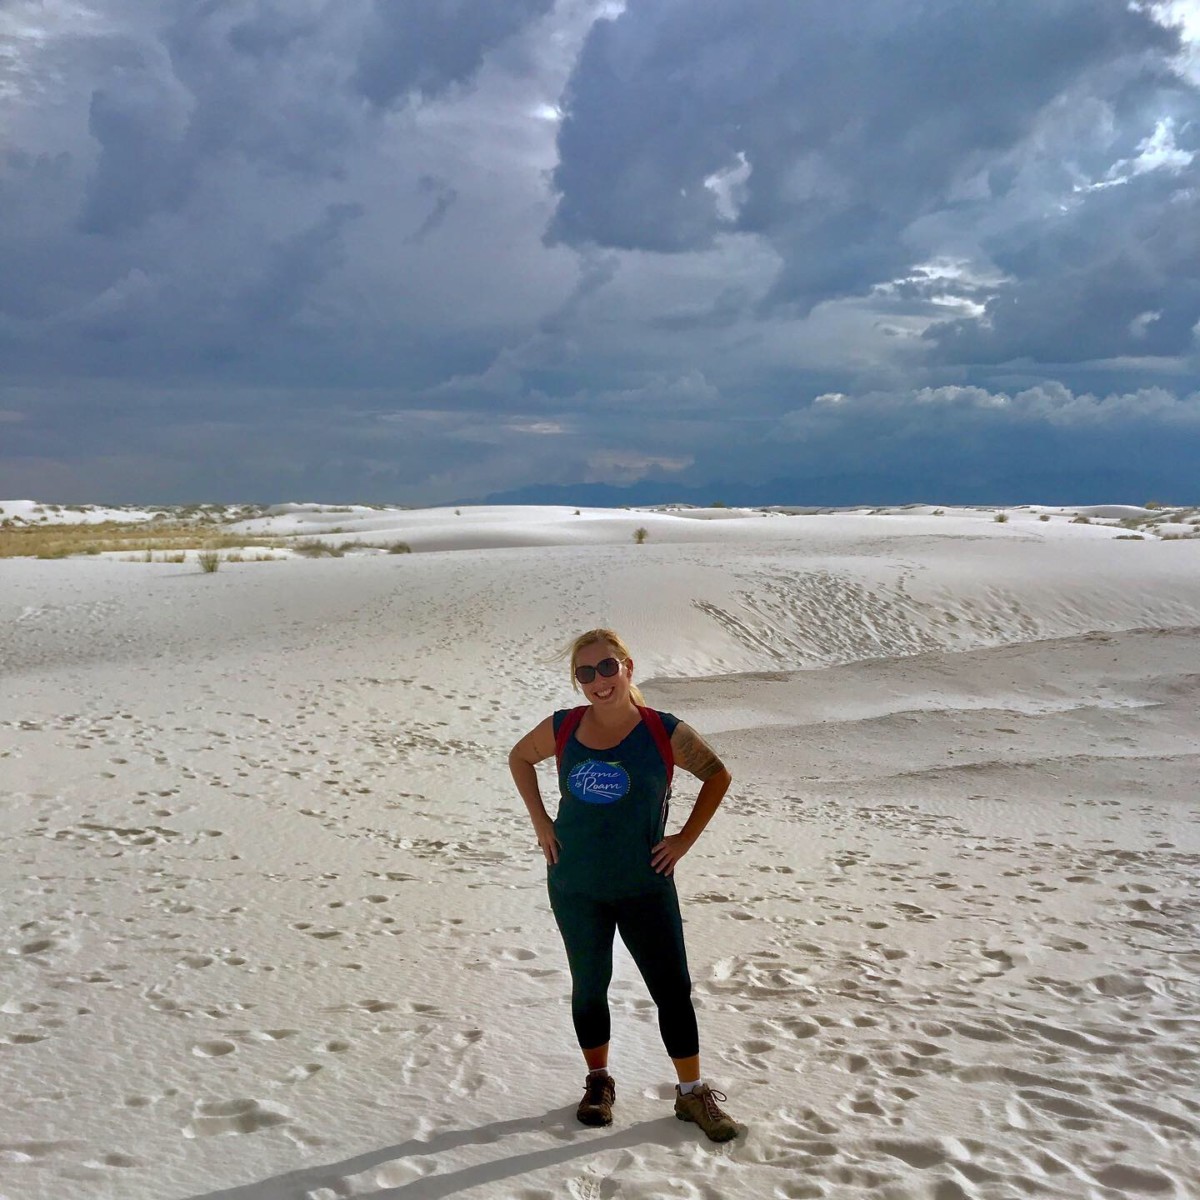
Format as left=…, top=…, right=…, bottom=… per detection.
left=673, top=724, right=726, bottom=781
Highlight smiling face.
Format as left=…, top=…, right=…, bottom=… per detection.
left=573, top=640, right=635, bottom=710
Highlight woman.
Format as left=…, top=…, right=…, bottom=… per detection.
left=508, top=628, right=739, bottom=1141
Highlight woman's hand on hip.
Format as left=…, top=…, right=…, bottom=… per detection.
left=651, top=833, right=694, bottom=875
left=534, top=816, right=560, bottom=865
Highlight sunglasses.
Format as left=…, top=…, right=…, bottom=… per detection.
left=574, top=657, right=623, bottom=685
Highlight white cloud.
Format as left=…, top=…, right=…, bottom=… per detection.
left=703, top=151, right=752, bottom=222
left=508, top=419, right=566, bottom=435
left=1079, top=117, right=1195, bottom=191
left=782, top=383, right=1200, bottom=435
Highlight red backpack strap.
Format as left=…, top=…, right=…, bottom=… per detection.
left=637, top=706, right=675, bottom=791
left=554, top=707, right=588, bottom=770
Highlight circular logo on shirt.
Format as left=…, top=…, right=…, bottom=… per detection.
left=568, top=760, right=630, bottom=805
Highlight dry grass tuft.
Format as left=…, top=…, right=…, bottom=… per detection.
left=294, top=539, right=345, bottom=558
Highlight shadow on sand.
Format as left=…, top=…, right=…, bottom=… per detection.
left=181, top=1109, right=670, bottom=1200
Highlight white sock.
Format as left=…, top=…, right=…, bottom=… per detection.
left=679, top=1078, right=702, bottom=1094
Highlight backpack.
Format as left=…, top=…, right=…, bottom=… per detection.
left=554, top=705, right=675, bottom=794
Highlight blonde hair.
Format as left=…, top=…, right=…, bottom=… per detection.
left=568, top=627, right=646, bottom=706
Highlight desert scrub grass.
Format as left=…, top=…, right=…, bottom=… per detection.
left=1071, top=515, right=1092, bottom=524
left=994, top=512, right=1009, bottom=523
left=197, top=550, right=221, bottom=573
left=1115, top=535, right=1145, bottom=540
left=0, top=521, right=284, bottom=559
left=1039, top=514, right=1051, bottom=521
left=385, top=541, right=412, bottom=554
left=294, top=539, right=344, bottom=558
left=634, top=526, right=649, bottom=544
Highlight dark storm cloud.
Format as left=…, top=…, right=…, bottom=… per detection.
left=1, top=0, right=531, bottom=386
left=71, top=4, right=369, bottom=244
left=80, top=40, right=193, bottom=234
left=238, top=203, right=365, bottom=326
left=3, top=0, right=1199, bottom=504
left=160, top=1, right=365, bottom=181
left=926, top=163, right=1200, bottom=364
left=352, top=0, right=556, bottom=108
left=549, top=0, right=1184, bottom=315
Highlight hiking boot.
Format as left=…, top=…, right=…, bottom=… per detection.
left=576, top=1071, right=615, bottom=1126
left=674, top=1082, right=738, bottom=1142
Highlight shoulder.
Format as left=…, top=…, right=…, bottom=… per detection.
left=668, top=719, right=728, bottom=779
left=652, top=710, right=681, bottom=737
left=553, top=707, right=587, bottom=735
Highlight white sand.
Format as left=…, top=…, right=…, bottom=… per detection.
left=2, top=504, right=1199, bottom=1200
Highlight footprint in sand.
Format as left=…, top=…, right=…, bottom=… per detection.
left=192, top=1040, right=237, bottom=1058
left=182, top=1098, right=290, bottom=1137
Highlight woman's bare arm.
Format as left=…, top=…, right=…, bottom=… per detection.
left=650, top=722, right=732, bottom=875
left=509, top=717, right=560, bottom=864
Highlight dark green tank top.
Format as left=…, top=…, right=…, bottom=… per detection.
left=549, top=708, right=680, bottom=899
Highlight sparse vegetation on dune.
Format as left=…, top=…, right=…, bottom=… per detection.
left=0, top=507, right=423, bottom=560
left=0, top=522, right=283, bottom=559
left=293, top=539, right=345, bottom=558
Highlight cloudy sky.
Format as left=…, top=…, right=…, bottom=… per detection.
left=2, top=0, right=1199, bottom=505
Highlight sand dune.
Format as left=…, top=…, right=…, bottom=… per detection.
left=2, top=505, right=1198, bottom=1199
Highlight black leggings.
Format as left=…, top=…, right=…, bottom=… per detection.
left=548, top=882, right=699, bottom=1060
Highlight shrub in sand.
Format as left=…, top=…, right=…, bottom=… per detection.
left=1071, top=515, right=1092, bottom=525
left=294, top=539, right=344, bottom=558
left=197, top=550, right=220, bottom=573
left=634, top=527, right=649, bottom=544
left=386, top=542, right=412, bottom=554
left=1039, top=514, right=1051, bottom=521
left=994, top=512, right=1009, bottom=523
